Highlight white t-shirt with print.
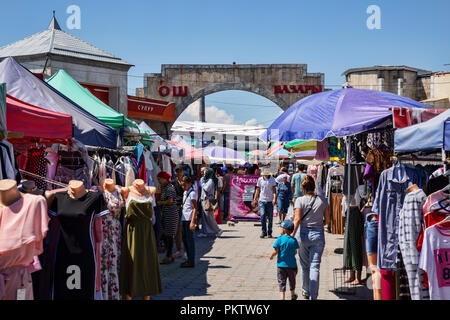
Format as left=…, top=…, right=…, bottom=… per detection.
left=419, top=225, right=450, bottom=300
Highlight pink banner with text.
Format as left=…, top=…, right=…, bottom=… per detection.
left=229, top=174, right=261, bottom=221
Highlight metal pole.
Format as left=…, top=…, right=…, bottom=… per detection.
left=199, top=96, right=206, bottom=122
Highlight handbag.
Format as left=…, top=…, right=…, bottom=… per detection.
left=203, top=185, right=217, bottom=211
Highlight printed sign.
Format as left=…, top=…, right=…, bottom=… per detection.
left=229, top=174, right=260, bottom=221
left=434, top=248, right=450, bottom=288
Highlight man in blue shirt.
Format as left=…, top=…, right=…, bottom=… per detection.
left=269, top=220, right=299, bottom=300
left=291, top=165, right=307, bottom=201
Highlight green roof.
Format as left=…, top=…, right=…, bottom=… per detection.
left=47, top=69, right=137, bottom=129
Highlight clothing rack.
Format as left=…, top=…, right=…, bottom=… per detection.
left=87, top=155, right=127, bottom=178
left=19, top=169, right=69, bottom=188
left=86, top=145, right=136, bottom=157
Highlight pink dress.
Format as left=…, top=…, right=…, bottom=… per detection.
left=0, top=194, right=49, bottom=300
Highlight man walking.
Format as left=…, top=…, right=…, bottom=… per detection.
left=291, top=164, right=307, bottom=202
left=253, top=167, right=277, bottom=238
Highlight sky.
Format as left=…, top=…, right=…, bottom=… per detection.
left=1, top=0, right=449, bottom=128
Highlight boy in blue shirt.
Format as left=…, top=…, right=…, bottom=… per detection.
left=269, top=220, right=299, bottom=300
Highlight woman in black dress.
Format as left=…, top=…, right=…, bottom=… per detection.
left=157, top=171, right=179, bottom=264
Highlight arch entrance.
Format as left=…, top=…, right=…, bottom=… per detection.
left=134, top=64, right=324, bottom=137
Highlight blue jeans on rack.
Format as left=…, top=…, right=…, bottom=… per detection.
left=297, top=227, right=325, bottom=300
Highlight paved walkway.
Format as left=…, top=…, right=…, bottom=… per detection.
left=152, top=220, right=372, bottom=300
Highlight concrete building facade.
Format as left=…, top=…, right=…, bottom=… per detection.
left=343, top=65, right=450, bottom=108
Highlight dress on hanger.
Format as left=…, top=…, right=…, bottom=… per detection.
left=101, top=189, right=124, bottom=300
left=119, top=191, right=162, bottom=297
left=49, top=191, right=108, bottom=300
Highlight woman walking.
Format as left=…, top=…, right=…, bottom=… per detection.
left=291, top=175, right=330, bottom=300
left=200, top=168, right=223, bottom=237
left=156, top=171, right=179, bottom=264
left=276, top=175, right=292, bottom=224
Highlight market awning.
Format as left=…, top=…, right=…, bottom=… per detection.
left=6, top=94, right=73, bottom=139
left=47, top=69, right=137, bottom=129
left=394, top=109, right=450, bottom=152
left=0, top=57, right=117, bottom=148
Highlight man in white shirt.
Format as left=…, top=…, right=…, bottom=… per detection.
left=253, top=167, right=277, bottom=238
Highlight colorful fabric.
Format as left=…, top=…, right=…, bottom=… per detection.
left=101, top=190, right=124, bottom=300
left=398, top=188, right=430, bottom=300
left=0, top=194, right=49, bottom=270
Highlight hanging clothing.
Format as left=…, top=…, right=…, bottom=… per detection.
left=343, top=206, right=364, bottom=272
left=315, top=139, right=329, bottom=161
left=0, top=194, right=49, bottom=300
left=45, top=149, right=58, bottom=190
left=419, top=225, right=450, bottom=300
left=120, top=192, right=162, bottom=297
left=24, top=147, right=47, bottom=190
left=124, top=161, right=136, bottom=187
left=330, top=193, right=345, bottom=234
left=325, top=165, right=344, bottom=198
left=49, top=191, right=109, bottom=300
left=161, top=154, right=171, bottom=174
left=398, top=188, right=430, bottom=300
left=101, top=189, right=124, bottom=300
left=373, top=163, right=420, bottom=271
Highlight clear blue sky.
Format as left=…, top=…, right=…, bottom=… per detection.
left=1, top=0, right=449, bottom=127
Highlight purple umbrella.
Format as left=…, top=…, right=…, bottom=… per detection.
left=261, top=87, right=430, bottom=142
left=201, top=146, right=246, bottom=164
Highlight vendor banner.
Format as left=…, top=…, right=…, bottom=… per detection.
left=229, top=174, right=261, bottom=221
left=393, top=107, right=447, bottom=128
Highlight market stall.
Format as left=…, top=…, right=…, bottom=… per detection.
left=0, top=57, right=117, bottom=148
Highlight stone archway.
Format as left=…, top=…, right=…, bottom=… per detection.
left=136, top=64, right=324, bottom=136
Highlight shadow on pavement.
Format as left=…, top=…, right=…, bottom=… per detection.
left=151, top=231, right=217, bottom=300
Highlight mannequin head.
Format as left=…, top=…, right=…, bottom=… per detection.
left=0, top=179, right=22, bottom=206
left=104, top=178, right=116, bottom=193
left=133, top=179, right=145, bottom=191
left=68, top=180, right=86, bottom=198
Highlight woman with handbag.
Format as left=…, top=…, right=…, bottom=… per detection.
left=291, top=175, right=331, bottom=300
left=199, top=168, right=223, bottom=238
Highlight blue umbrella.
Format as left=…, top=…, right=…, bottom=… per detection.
left=260, top=87, right=431, bottom=142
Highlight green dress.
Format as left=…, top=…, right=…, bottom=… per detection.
left=119, top=192, right=162, bottom=297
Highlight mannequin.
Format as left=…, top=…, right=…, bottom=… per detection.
left=100, top=178, right=124, bottom=300
left=48, top=179, right=108, bottom=300
left=0, top=179, right=22, bottom=207
left=120, top=178, right=161, bottom=300
left=0, top=179, right=49, bottom=300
